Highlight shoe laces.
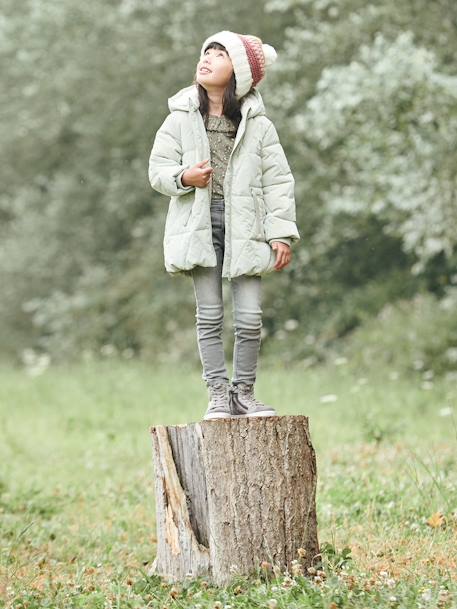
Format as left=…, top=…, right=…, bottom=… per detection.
left=233, top=382, right=265, bottom=407
left=208, top=382, right=229, bottom=408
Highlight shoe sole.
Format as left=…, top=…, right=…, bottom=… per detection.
left=204, top=412, right=278, bottom=420
left=203, top=414, right=232, bottom=420
left=246, top=410, right=278, bottom=417
left=204, top=408, right=278, bottom=420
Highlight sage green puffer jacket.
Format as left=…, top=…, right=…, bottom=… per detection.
left=148, top=84, right=300, bottom=280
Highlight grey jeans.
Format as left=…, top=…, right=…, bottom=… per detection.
left=191, top=198, right=263, bottom=388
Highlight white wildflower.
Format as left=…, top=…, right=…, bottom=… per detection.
left=320, top=394, right=338, bottom=403
left=439, top=407, right=453, bottom=417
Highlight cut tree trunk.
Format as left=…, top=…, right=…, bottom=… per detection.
left=149, top=415, right=319, bottom=587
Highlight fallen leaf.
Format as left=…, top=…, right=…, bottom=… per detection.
left=426, top=512, right=446, bottom=528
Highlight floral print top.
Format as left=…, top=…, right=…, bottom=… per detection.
left=205, top=114, right=237, bottom=200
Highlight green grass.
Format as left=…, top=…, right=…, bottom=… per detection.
left=0, top=357, right=456, bottom=608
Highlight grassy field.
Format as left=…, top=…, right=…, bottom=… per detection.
left=0, top=357, right=456, bottom=608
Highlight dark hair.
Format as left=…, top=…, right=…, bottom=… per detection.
left=192, top=41, right=254, bottom=132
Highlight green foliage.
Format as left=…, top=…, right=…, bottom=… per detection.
left=302, top=31, right=457, bottom=268
left=261, top=265, right=422, bottom=367
left=0, top=0, right=456, bottom=365
left=319, top=542, right=352, bottom=571
left=340, top=287, right=457, bottom=377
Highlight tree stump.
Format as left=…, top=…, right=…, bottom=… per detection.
left=149, top=415, right=319, bottom=587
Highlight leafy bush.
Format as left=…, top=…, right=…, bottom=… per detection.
left=339, top=286, right=457, bottom=377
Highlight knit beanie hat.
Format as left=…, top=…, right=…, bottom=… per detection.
left=199, top=30, right=277, bottom=99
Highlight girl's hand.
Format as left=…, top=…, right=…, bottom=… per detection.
left=182, top=159, right=213, bottom=188
left=271, top=241, right=292, bottom=271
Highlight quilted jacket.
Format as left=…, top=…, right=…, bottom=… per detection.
left=148, top=83, right=300, bottom=280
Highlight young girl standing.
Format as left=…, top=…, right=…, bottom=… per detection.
left=148, top=31, right=300, bottom=421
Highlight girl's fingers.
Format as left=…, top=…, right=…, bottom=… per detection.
left=275, top=250, right=284, bottom=269
left=275, top=248, right=292, bottom=270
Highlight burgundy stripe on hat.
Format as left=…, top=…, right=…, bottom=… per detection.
left=237, top=34, right=265, bottom=87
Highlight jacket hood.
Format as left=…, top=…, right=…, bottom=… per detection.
left=167, top=84, right=266, bottom=118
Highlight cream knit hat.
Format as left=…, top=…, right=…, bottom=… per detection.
left=199, top=30, right=278, bottom=99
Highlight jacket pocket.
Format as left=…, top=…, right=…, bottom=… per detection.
left=180, top=191, right=195, bottom=227
left=182, top=205, right=193, bottom=227
left=250, top=187, right=266, bottom=240
left=165, top=194, right=194, bottom=235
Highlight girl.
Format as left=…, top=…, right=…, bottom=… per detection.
left=148, top=31, right=300, bottom=421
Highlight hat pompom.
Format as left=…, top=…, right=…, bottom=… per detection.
left=262, top=43, right=277, bottom=67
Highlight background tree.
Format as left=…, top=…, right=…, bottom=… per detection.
left=1, top=0, right=456, bottom=371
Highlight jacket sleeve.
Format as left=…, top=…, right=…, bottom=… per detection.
left=261, top=121, right=300, bottom=245
left=270, top=237, right=292, bottom=247
left=148, top=112, right=196, bottom=197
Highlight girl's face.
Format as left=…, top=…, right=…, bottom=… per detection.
left=196, top=46, right=234, bottom=89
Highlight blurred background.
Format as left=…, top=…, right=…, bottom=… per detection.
left=1, top=0, right=457, bottom=379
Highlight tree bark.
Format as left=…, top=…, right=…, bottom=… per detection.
left=149, top=415, right=319, bottom=586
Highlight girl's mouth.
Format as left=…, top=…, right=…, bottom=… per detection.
left=199, top=68, right=212, bottom=74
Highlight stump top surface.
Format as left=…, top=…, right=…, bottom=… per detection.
left=149, top=414, right=310, bottom=433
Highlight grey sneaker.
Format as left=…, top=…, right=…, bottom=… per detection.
left=203, top=381, right=232, bottom=420
left=230, top=382, right=278, bottom=417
